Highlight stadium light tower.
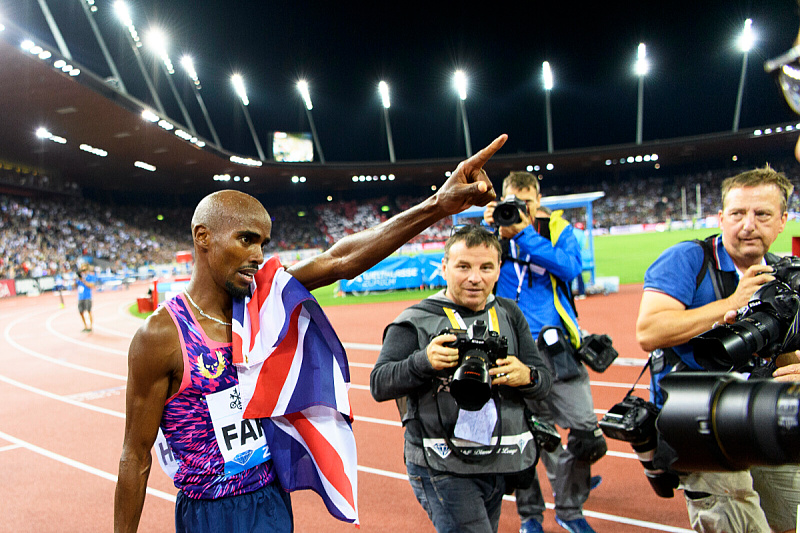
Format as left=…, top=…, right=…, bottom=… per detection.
left=542, top=61, right=554, bottom=154
left=454, top=70, right=473, bottom=157
left=180, top=56, right=221, bottom=149
left=79, top=0, right=127, bottom=93
left=231, top=74, right=266, bottom=161
left=378, top=81, right=396, bottom=163
left=296, top=80, right=325, bottom=163
left=146, top=29, right=196, bottom=135
left=113, top=1, right=165, bottom=115
left=733, top=18, right=756, bottom=132
left=634, top=43, right=650, bottom=145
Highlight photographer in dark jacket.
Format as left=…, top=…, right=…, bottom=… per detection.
left=370, top=225, right=552, bottom=533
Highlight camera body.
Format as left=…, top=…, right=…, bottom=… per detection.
left=599, top=394, right=659, bottom=445
left=493, top=195, right=528, bottom=226
left=690, top=256, right=800, bottom=371
left=440, top=320, right=509, bottom=411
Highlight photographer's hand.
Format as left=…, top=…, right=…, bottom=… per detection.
left=727, top=264, right=775, bottom=310
left=489, top=355, right=532, bottom=387
left=427, top=334, right=460, bottom=371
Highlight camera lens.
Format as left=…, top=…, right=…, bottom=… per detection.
left=689, top=312, right=782, bottom=371
left=450, top=350, right=492, bottom=411
left=493, top=203, right=522, bottom=226
left=658, top=372, right=800, bottom=471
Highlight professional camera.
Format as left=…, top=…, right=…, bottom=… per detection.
left=690, top=256, right=800, bottom=371
left=526, top=412, right=562, bottom=453
left=440, top=320, right=509, bottom=411
left=599, top=394, right=679, bottom=497
left=492, top=195, right=528, bottom=226
left=657, top=372, right=800, bottom=471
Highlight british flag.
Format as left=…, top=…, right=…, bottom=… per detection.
left=232, top=256, right=359, bottom=524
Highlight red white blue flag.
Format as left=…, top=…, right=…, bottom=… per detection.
left=232, top=257, right=359, bottom=524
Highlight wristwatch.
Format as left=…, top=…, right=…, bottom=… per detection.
left=528, top=366, right=539, bottom=386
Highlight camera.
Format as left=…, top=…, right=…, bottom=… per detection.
left=657, top=372, right=800, bottom=471
left=527, top=413, right=562, bottom=453
left=690, top=256, right=800, bottom=371
left=440, top=320, right=509, bottom=411
left=600, top=394, right=679, bottom=497
left=492, top=195, right=528, bottom=226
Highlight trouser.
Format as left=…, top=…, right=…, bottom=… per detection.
left=751, top=464, right=800, bottom=533
left=680, top=471, right=770, bottom=533
left=175, top=481, right=293, bottom=533
left=515, top=365, right=598, bottom=523
left=406, top=461, right=506, bottom=533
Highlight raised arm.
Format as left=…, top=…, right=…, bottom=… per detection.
left=288, top=135, right=507, bottom=290
left=114, top=311, right=180, bottom=533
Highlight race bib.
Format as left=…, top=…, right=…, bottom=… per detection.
left=206, top=385, right=271, bottom=476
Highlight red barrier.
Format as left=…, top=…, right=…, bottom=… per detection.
left=0, top=279, right=16, bottom=298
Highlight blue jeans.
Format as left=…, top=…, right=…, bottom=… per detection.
left=406, top=461, right=506, bottom=533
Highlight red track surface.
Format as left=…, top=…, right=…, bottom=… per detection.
left=0, top=283, right=693, bottom=532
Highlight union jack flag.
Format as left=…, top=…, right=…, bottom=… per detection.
left=232, top=257, right=359, bottom=524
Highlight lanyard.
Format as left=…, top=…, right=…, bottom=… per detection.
left=443, top=306, right=500, bottom=333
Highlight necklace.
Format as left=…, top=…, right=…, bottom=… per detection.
left=183, top=291, right=232, bottom=326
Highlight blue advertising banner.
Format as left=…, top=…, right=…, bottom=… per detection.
left=340, top=253, right=445, bottom=293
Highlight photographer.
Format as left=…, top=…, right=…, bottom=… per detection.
left=484, top=172, right=605, bottom=533
left=636, top=167, right=798, bottom=533
left=370, top=225, right=552, bottom=533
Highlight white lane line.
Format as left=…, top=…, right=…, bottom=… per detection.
left=2, top=375, right=675, bottom=530
left=0, top=374, right=125, bottom=418
left=3, top=314, right=128, bottom=380
left=45, top=310, right=128, bottom=356
left=0, top=430, right=176, bottom=503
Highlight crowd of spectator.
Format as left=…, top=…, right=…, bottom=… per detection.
left=3, top=159, right=799, bottom=281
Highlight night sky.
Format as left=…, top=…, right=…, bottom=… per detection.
left=4, top=0, right=800, bottom=162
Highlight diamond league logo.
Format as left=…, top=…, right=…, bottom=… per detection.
left=432, top=442, right=451, bottom=459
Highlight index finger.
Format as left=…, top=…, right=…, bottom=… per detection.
left=463, top=134, right=508, bottom=172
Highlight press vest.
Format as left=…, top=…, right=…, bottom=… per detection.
left=389, top=295, right=539, bottom=475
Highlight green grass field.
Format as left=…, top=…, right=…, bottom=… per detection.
left=128, top=221, right=800, bottom=312
left=592, top=220, right=800, bottom=285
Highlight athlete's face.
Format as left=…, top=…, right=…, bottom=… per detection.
left=207, top=209, right=272, bottom=299
left=442, top=241, right=501, bottom=312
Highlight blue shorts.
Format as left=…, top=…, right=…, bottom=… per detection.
left=175, top=482, right=293, bottom=533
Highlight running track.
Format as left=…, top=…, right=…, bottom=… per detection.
left=0, top=283, right=693, bottom=532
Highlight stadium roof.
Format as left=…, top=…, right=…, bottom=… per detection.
left=1, top=18, right=798, bottom=202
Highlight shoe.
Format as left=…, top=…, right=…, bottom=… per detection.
left=520, top=519, right=544, bottom=533
left=81, top=328, right=90, bottom=333
left=590, top=475, right=602, bottom=491
left=555, top=517, right=596, bottom=533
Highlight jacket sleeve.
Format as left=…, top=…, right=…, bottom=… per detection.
left=370, top=321, right=438, bottom=402
left=513, top=225, right=582, bottom=283
left=505, top=300, right=552, bottom=400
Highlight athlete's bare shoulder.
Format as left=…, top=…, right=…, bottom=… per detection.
left=128, top=304, right=182, bottom=379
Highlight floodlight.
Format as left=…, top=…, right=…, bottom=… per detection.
left=146, top=28, right=174, bottom=73
left=36, top=127, right=51, bottom=139
left=231, top=74, right=249, bottom=106
left=543, top=61, right=554, bottom=91
left=379, top=81, right=391, bottom=109
left=737, top=19, right=755, bottom=53
left=181, top=55, right=199, bottom=86
left=114, top=1, right=132, bottom=28
left=454, top=70, right=467, bottom=100
left=635, top=43, right=649, bottom=77
left=297, top=80, right=313, bottom=110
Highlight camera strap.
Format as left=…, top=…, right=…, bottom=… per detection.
left=625, top=354, right=653, bottom=398
left=442, top=306, right=500, bottom=333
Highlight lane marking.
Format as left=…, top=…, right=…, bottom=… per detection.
left=0, top=430, right=176, bottom=503
left=0, top=428, right=685, bottom=532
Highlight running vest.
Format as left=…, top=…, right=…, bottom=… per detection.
left=389, top=295, right=538, bottom=475
left=160, top=294, right=273, bottom=499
